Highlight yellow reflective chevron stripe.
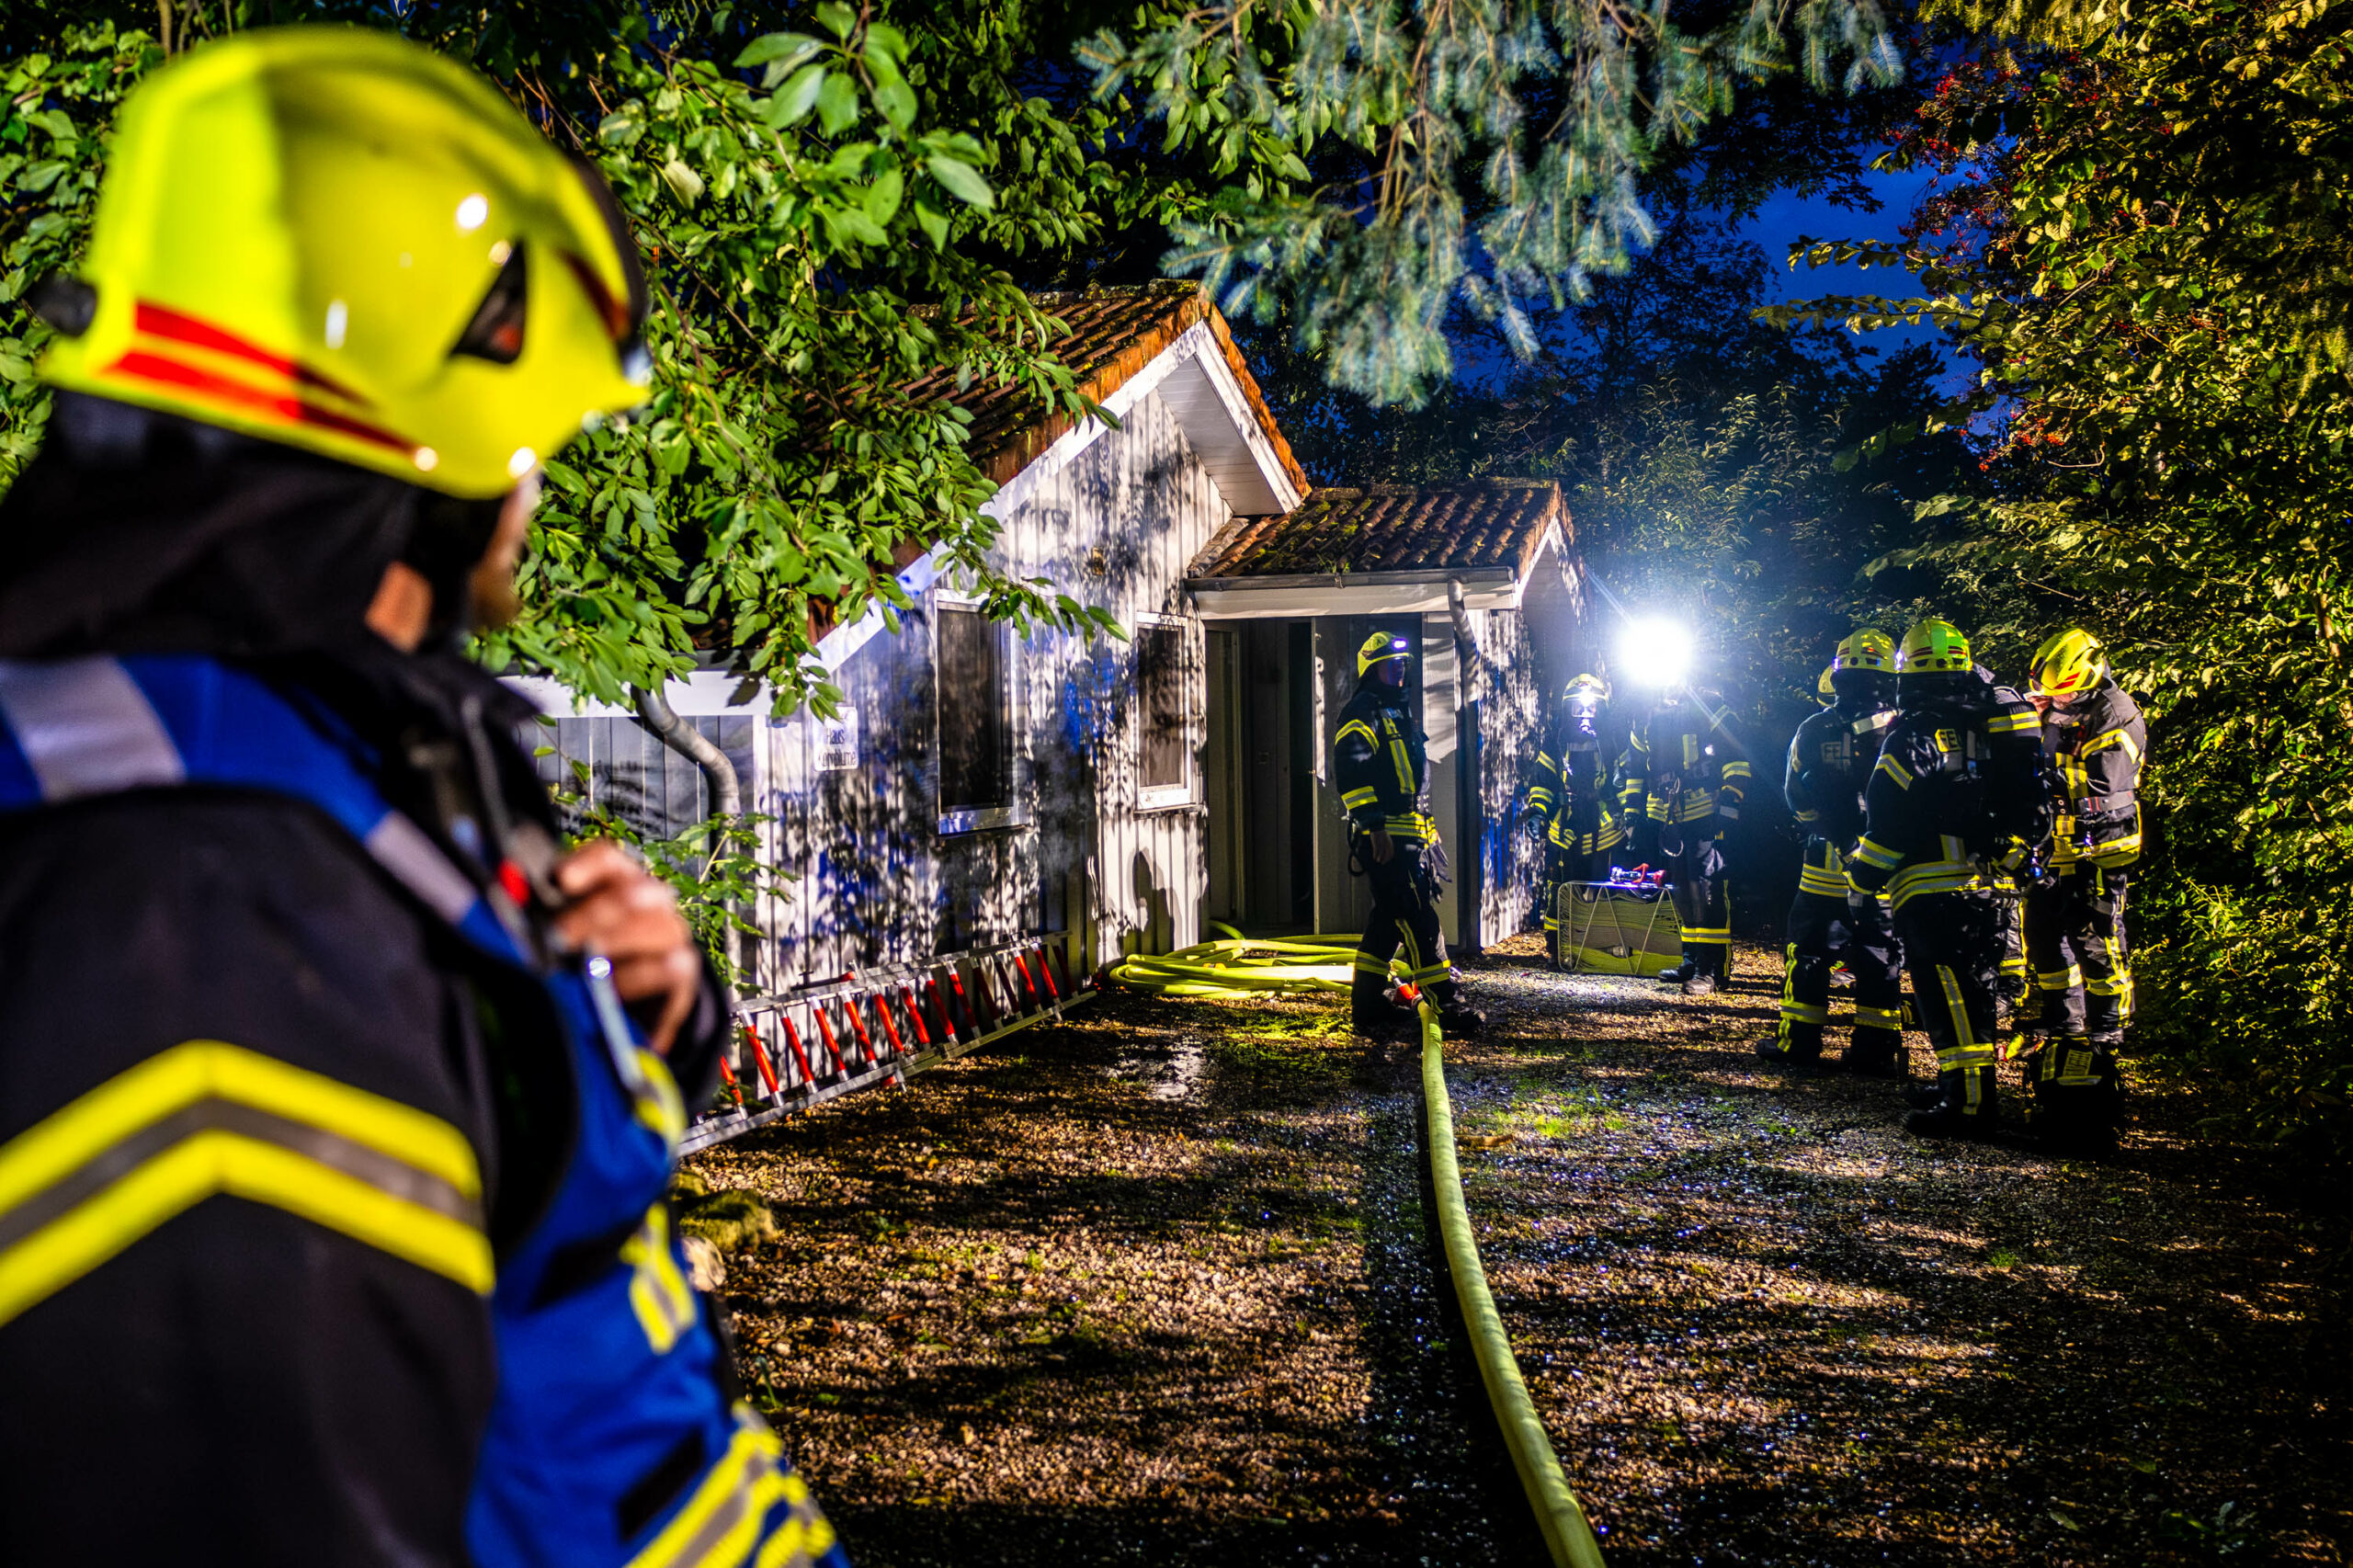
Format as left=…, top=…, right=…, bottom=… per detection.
left=632, top=1050, right=688, bottom=1148
left=2080, top=726, right=2142, bottom=763
left=0, top=1040, right=489, bottom=1325
left=620, top=1203, right=698, bottom=1355
left=1341, top=787, right=1379, bottom=810
left=1873, top=753, right=1914, bottom=790
left=1336, top=720, right=1378, bottom=748
left=1986, top=709, right=2040, bottom=734
left=1384, top=812, right=1437, bottom=841
left=1682, top=926, right=1732, bottom=945
left=1854, top=1005, right=1904, bottom=1031
left=627, top=1407, right=837, bottom=1568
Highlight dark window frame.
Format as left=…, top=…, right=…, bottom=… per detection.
left=1134, top=615, right=1196, bottom=811
left=933, top=596, right=1023, bottom=834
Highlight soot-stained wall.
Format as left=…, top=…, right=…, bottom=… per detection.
left=750, top=384, right=1225, bottom=988
left=1460, top=604, right=1544, bottom=945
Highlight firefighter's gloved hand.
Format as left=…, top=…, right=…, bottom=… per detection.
left=554, top=840, right=701, bottom=1056
left=1368, top=827, right=1394, bottom=865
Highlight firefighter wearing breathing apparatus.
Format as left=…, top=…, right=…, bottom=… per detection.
left=1619, top=683, right=1751, bottom=995
left=1524, top=673, right=1622, bottom=964
left=2020, top=628, right=2145, bottom=1153
left=0, top=32, right=843, bottom=1567
left=1334, top=631, right=1484, bottom=1040
left=1847, top=620, right=2049, bottom=1139
left=1757, top=631, right=1905, bottom=1074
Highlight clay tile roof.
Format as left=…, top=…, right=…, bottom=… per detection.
left=899, top=280, right=1308, bottom=496
left=1188, top=479, right=1570, bottom=581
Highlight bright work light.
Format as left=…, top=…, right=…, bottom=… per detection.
left=1618, top=616, right=1691, bottom=688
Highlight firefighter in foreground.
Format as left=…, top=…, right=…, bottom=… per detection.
left=1334, top=631, right=1483, bottom=1039
left=1847, top=620, right=2047, bottom=1138
left=0, top=31, right=841, bottom=1566
left=2021, top=628, right=2146, bottom=1152
left=1525, top=672, right=1622, bottom=965
left=1619, top=671, right=1751, bottom=996
left=1758, top=631, right=1904, bottom=1074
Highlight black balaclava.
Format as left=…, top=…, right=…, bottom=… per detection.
left=1831, top=667, right=1896, bottom=715
left=0, top=392, right=499, bottom=660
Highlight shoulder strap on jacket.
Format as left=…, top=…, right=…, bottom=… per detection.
left=0, top=654, right=527, bottom=966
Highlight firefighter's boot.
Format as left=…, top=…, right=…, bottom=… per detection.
left=1351, top=971, right=1414, bottom=1042
left=1842, top=1027, right=1904, bottom=1079
left=1656, top=960, right=1696, bottom=985
left=1904, top=1070, right=1999, bottom=1140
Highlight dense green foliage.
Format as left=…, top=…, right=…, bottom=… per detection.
left=1773, top=0, right=2353, bottom=1150
left=2, top=1, right=1150, bottom=717
left=1082, top=0, right=1904, bottom=405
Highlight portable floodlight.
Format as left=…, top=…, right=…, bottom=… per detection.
left=1618, top=616, right=1691, bottom=689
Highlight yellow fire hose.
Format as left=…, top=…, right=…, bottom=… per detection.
left=1101, top=932, right=1364, bottom=999
left=1418, top=999, right=1608, bottom=1567
left=1103, top=931, right=1605, bottom=1562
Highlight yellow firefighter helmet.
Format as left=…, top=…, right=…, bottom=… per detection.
left=1357, top=630, right=1414, bottom=676
left=37, top=28, right=649, bottom=499
left=1816, top=664, right=1837, bottom=704
left=1897, top=619, right=1974, bottom=674
left=2028, top=628, right=2109, bottom=699
left=1832, top=628, right=1897, bottom=674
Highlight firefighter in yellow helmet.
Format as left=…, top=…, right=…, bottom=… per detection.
left=1759, top=631, right=1904, bottom=1073
left=1333, top=630, right=1483, bottom=1039
left=2020, top=628, right=2145, bottom=1153
left=1847, top=620, right=2047, bottom=1137
left=0, top=30, right=842, bottom=1567
left=1523, top=672, right=1622, bottom=965
left=1616, top=678, right=1751, bottom=997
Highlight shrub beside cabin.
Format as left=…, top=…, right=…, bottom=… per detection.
left=514, top=285, right=1590, bottom=1135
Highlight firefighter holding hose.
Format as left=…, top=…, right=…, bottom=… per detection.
left=1334, top=631, right=1484, bottom=1040
left=0, top=31, right=842, bottom=1567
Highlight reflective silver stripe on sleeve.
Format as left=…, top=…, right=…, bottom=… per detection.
left=363, top=812, right=482, bottom=926
left=0, top=657, right=186, bottom=800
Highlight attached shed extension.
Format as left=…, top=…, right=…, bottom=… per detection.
left=1188, top=479, right=1587, bottom=953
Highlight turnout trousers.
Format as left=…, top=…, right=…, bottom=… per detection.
left=1773, top=842, right=1904, bottom=1069
left=1893, top=891, right=2003, bottom=1125
left=1352, top=846, right=1457, bottom=1028
left=2022, top=864, right=2130, bottom=1150
left=1664, top=835, right=1731, bottom=982
left=2025, top=865, right=2133, bottom=1040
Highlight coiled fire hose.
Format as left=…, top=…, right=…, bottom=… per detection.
left=1102, top=927, right=1363, bottom=998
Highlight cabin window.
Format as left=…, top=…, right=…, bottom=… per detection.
left=936, top=600, right=1017, bottom=832
left=1135, top=618, right=1194, bottom=809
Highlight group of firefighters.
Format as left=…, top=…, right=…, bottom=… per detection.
left=1332, top=615, right=2146, bottom=1158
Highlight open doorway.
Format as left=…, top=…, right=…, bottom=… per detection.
left=1203, top=620, right=1316, bottom=933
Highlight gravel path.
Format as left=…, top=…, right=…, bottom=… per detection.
left=1456, top=938, right=2352, bottom=1566
left=687, top=944, right=2351, bottom=1567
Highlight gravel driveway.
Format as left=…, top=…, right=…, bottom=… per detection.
left=687, top=942, right=2350, bottom=1567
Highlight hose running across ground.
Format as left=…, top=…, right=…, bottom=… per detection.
left=1106, top=929, right=1606, bottom=1562
left=1417, top=999, right=1608, bottom=1568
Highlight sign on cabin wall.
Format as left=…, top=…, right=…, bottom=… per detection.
left=819, top=709, right=860, bottom=771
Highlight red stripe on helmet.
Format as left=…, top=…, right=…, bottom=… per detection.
left=133, top=301, right=369, bottom=403
left=105, top=350, right=414, bottom=455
